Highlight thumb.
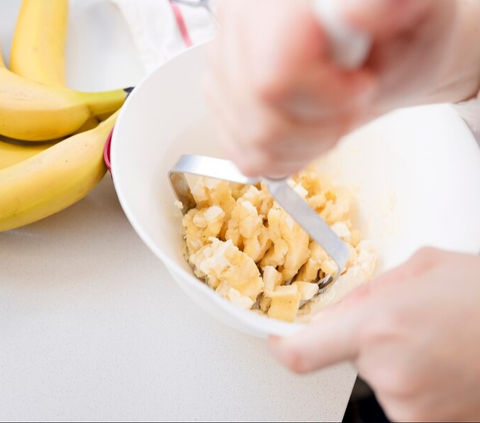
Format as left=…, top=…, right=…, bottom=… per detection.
left=340, top=0, right=436, bottom=37
left=269, top=297, right=369, bottom=374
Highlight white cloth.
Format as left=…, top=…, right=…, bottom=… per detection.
left=108, top=0, right=217, bottom=73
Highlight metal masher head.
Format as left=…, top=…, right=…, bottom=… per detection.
left=168, top=155, right=350, bottom=292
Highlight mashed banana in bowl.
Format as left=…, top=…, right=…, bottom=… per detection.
left=178, top=170, right=376, bottom=323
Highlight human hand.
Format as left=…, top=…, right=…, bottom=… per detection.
left=205, top=0, right=480, bottom=177
left=269, top=248, right=480, bottom=422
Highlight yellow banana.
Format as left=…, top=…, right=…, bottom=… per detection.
left=1, top=42, right=57, bottom=169
left=0, top=138, right=57, bottom=170
left=11, top=0, right=101, bottom=133
left=0, top=40, right=130, bottom=142
left=0, top=65, right=129, bottom=141
left=0, top=112, right=118, bottom=232
left=10, top=0, right=69, bottom=86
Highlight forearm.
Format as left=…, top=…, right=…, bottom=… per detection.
left=426, top=0, right=480, bottom=104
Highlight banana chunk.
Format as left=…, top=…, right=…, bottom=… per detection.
left=189, top=238, right=264, bottom=301
left=293, top=282, right=320, bottom=301
left=226, top=190, right=272, bottom=263
left=296, top=241, right=328, bottom=282
left=261, top=187, right=310, bottom=281
left=263, top=266, right=283, bottom=294
left=190, top=177, right=236, bottom=237
left=226, top=200, right=261, bottom=246
left=278, top=210, right=310, bottom=282
left=268, top=285, right=302, bottom=322
left=331, top=221, right=351, bottom=238
left=261, top=206, right=288, bottom=268
left=227, top=288, right=255, bottom=310
left=241, top=184, right=274, bottom=217
left=183, top=206, right=225, bottom=255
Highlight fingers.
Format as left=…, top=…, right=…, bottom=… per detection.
left=269, top=299, right=370, bottom=374
left=245, top=0, right=328, bottom=105
left=281, top=63, right=377, bottom=119
left=206, top=0, right=383, bottom=177
left=210, top=105, right=349, bottom=176
left=269, top=247, right=448, bottom=374
left=206, top=57, right=367, bottom=176
left=206, top=0, right=344, bottom=177
left=205, top=71, right=349, bottom=176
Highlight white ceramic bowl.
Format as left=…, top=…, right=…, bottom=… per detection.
left=111, top=43, right=480, bottom=338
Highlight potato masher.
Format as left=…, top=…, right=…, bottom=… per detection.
left=168, top=0, right=372, bottom=291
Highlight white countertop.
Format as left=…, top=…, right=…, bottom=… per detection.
left=0, top=1, right=356, bottom=420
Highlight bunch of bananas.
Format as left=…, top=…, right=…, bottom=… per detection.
left=0, top=0, right=132, bottom=232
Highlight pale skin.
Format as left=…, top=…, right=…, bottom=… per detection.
left=206, top=0, right=480, bottom=421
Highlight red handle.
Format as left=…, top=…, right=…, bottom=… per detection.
left=169, top=0, right=193, bottom=47
left=104, top=128, right=114, bottom=173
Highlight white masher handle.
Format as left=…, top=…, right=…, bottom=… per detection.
left=312, top=0, right=372, bottom=69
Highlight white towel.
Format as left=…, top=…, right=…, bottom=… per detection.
left=107, top=0, right=217, bottom=73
